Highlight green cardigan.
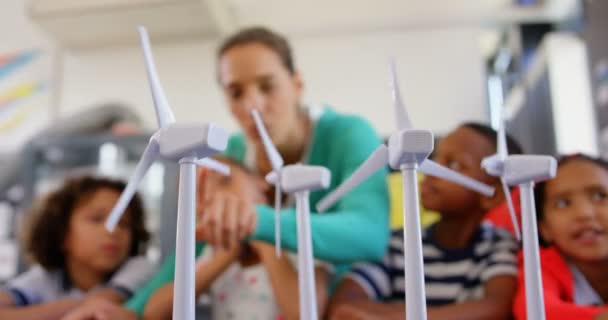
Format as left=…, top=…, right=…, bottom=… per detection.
left=125, top=107, right=389, bottom=315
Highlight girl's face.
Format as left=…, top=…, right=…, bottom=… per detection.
left=540, top=160, right=608, bottom=263
left=63, top=188, right=133, bottom=275
left=218, top=42, right=304, bottom=148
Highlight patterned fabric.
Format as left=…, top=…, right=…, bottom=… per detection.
left=348, top=222, right=518, bottom=306
left=201, top=246, right=332, bottom=320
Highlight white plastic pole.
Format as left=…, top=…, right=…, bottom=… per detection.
left=275, top=185, right=282, bottom=258
left=295, top=192, right=309, bottom=320
left=301, top=191, right=317, bottom=320
left=520, top=181, right=546, bottom=320
left=296, top=191, right=318, bottom=320
left=401, top=163, right=427, bottom=320
left=173, top=157, right=197, bottom=320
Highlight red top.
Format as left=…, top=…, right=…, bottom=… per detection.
left=484, top=188, right=521, bottom=237
left=513, top=247, right=607, bottom=319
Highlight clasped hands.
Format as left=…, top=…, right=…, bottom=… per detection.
left=195, top=160, right=270, bottom=250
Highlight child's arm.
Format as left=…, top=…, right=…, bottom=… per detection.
left=105, top=255, right=157, bottom=303
left=142, top=245, right=240, bottom=320
left=0, top=265, right=108, bottom=320
left=0, top=284, right=138, bottom=320
left=328, top=277, right=402, bottom=320
left=0, top=292, right=11, bottom=306
left=0, top=291, right=81, bottom=320
left=0, top=287, right=130, bottom=320
left=252, top=241, right=330, bottom=320
left=329, top=275, right=517, bottom=320
left=61, top=298, right=138, bottom=320
left=427, top=275, right=516, bottom=320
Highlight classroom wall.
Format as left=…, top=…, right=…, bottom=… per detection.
left=3, top=0, right=489, bottom=138
left=0, top=1, right=51, bottom=51
left=61, top=27, right=488, bottom=136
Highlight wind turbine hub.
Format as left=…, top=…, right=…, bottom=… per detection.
left=502, top=155, right=557, bottom=186
left=158, top=123, right=228, bottom=161
left=388, top=129, right=434, bottom=169
left=280, top=165, right=331, bottom=193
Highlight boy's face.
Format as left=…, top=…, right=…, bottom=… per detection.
left=540, top=160, right=608, bottom=263
left=420, top=127, right=496, bottom=216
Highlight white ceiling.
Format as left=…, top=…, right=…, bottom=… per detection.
left=26, top=0, right=580, bottom=50
left=228, top=0, right=579, bottom=36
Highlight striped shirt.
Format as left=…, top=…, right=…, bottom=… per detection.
left=348, top=222, right=518, bottom=306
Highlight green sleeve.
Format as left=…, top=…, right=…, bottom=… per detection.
left=124, top=243, right=206, bottom=317
left=252, top=116, right=389, bottom=264
left=222, top=133, right=246, bottom=163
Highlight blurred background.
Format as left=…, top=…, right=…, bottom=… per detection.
left=0, top=0, right=606, bottom=283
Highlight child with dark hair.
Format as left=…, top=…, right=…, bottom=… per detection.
left=513, top=154, right=608, bottom=319
left=462, top=122, right=525, bottom=236
left=0, top=175, right=154, bottom=320
left=328, top=123, right=523, bottom=320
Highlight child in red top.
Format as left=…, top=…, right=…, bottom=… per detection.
left=513, top=154, right=608, bottom=320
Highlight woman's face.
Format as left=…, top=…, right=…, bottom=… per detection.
left=540, top=160, right=608, bottom=263
left=63, top=188, right=132, bottom=275
left=218, top=43, right=303, bottom=147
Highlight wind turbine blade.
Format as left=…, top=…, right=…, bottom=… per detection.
left=251, top=110, right=284, bottom=171
left=419, top=159, right=495, bottom=197
left=194, top=158, right=230, bottom=176
left=389, top=57, right=413, bottom=130
left=105, top=140, right=159, bottom=231
left=501, top=179, right=521, bottom=241
left=316, top=145, right=389, bottom=212
left=138, top=26, right=175, bottom=128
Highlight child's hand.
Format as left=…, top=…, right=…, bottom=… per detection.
left=196, top=243, right=243, bottom=272
left=248, top=241, right=276, bottom=260
left=196, top=163, right=269, bottom=249
left=61, top=298, right=135, bottom=320
left=214, top=243, right=244, bottom=262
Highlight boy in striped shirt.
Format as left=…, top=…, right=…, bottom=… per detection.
left=328, top=123, right=522, bottom=320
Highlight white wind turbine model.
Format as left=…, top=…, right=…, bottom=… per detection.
left=494, top=154, right=556, bottom=320
left=481, top=111, right=522, bottom=240
left=104, top=27, right=230, bottom=320
left=316, top=59, right=496, bottom=320
left=483, top=113, right=557, bottom=320
left=251, top=109, right=330, bottom=320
